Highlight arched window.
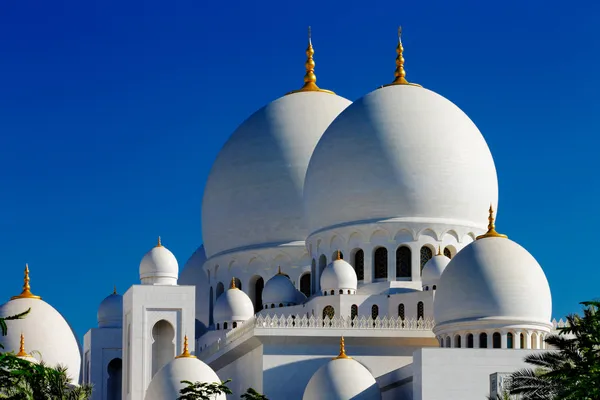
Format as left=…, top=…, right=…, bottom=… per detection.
left=374, top=248, right=388, bottom=279
left=467, top=334, right=474, bottom=348
left=353, top=249, right=365, bottom=281
left=440, top=337, right=444, bottom=347
left=216, top=323, right=220, bottom=330
left=107, top=358, right=122, bottom=400
left=520, top=333, right=525, bottom=349
left=151, top=320, right=175, bottom=377
left=323, top=306, right=335, bottom=327
left=425, top=286, right=429, bottom=291
left=264, top=304, right=269, bottom=309
left=445, top=336, right=451, bottom=348
left=339, top=290, right=343, bottom=294
left=371, top=305, right=379, bottom=320
left=443, top=247, right=452, bottom=259
left=432, top=285, right=437, bottom=290
left=252, top=276, right=264, bottom=312
left=398, top=303, right=405, bottom=320
left=347, top=290, right=351, bottom=294
left=493, top=332, right=501, bottom=348
left=330, top=290, right=334, bottom=295
left=323, top=291, right=327, bottom=296
left=479, top=333, right=488, bottom=348
left=396, top=246, right=411, bottom=278
left=311, top=259, right=317, bottom=295
left=507, top=332, right=514, bottom=349
left=417, top=302, right=424, bottom=320
left=351, top=305, right=358, bottom=320
left=216, top=282, right=225, bottom=299
left=454, top=335, right=461, bottom=348
left=300, top=273, right=311, bottom=298
left=531, top=333, right=537, bottom=349
left=278, top=303, right=283, bottom=308
left=420, top=246, right=433, bottom=273
left=209, top=286, right=214, bottom=326
left=224, top=322, right=228, bottom=330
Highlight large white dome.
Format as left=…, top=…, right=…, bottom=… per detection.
left=213, top=282, right=254, bottom=324
left=139, top=238, right=179, bottom=285
left=304, top=84, right=498, bottom=235
left=145, top=356, right=224, bottom=400
left=179, top=245, right=210, bottom=333
left=0, top=297, right=81, bottom=382
left=202, top=91, right=351, bottom=258
left=303, top=339, right=381, bottom=400
left=434, top=236, right=552, bottom=329
left=97, top=290, right=123, bottom=328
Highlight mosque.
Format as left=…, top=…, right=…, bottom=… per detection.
left=0, top=28, right=561, bottom=400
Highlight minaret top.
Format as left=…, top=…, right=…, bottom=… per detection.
left=175, top=335, right=196, bottom=359
left=333, top=336, right=352, bottom=360
left=476, top=204, right=508, bottom=240
left=382, top=26, right=421, bottom=88
left=11, top=264, right=41, bottom=300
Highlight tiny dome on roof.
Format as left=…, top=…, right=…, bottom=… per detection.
left=262, top=267, right=298, bottom=306
left=0, top=265, right=81, bottom=382
left=303, top=337, right=381, bottom=400
left=145, top=336, right=225, bottom=400
left=320, top=252, right=358, bottom=293
left=421, top=247, right=450, bottom=288
left=97, top=287, right=123, bottom=328
left=434, top=207, right=552, bottom=331
left=213, top=278, right=254, bottom=324
left=139, top=237, right=179, bottom=285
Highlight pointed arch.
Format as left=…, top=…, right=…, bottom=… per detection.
left=373, top=247, right=388, bottom=279
left=151, top=320, right=175, bottom=377
left=420, top=246, right=433, bottom=273
left=352, top=248, right=365, bottom=281
left=300, top=273, right=311, bottom=298
left=396, top=246, right=411, bottom=278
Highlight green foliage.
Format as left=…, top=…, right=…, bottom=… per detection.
left=0, top=309, right=31, bottom=349
left=507, top=300, right=600, bottom=400
left=241, top=387, right=268, bottom=400
left=177, top=379, right=233, bottom=400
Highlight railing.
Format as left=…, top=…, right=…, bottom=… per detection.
left=551, top=318, right=569, bottom=329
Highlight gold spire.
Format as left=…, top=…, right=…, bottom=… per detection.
left=382, top=26, right=421, bottom=88
left=437, top=245, right=442, bottom=256
left=113, top=285, right=117, bottom=295
left=175, top=335, right=196, bottom=359
left=286, top=26, right=335, bottom=95
left=16, top=333, right=30, bottom=357
left=277, top=266, right=283, bottom=275
left=156, top=236, right=162, bottom=247
left=333, top=336, right=352, bottom=360
left=476, top=204, right=508, bottom=240
left=230, top=277, right=238, bottom=289
left=11, top=264, right=41, bottom=300
left=335, top=250, right=341, bottom=261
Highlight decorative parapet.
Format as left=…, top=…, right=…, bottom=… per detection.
left=198, top=314, right=435, bottom=360
left=551, top=318, right=569, bottom=329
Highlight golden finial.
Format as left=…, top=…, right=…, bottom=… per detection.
left=16, top=333, right=30, bottom=357
left=335, top=250, right=341, bottom=261
left=277, top=266, right=283, bottom=275
left=333, top=336, right=352, bottom=360
left=286, top=26, right=335, bottom=95
left=382, top=26, right=421, bottom=88
left=437, top=246, right=442, bottom=256
left=175, top=335, right=196, bottom=359
left=230, top=277, right=237, bottom=289
left=156, top=236, right=162, bottom=247
left=113, top=285, right=117, bottom=295
left=476, top=204, right=508, bottom=240
left=11, top=264, right=41, bottom=300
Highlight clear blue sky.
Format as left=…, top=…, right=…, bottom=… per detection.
left=0, top=0, right=598, bottom=341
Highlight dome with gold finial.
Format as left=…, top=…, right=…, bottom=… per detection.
left=0, top=265, right=81, bottom=381
left=145, top=335, right=225, bottom=400
left=15, top=333, right=38, bottom=364
left=320, top=251, right=357, bottom=295
left=213, top=277, right=254, bottom=328
left=302, top=337, right=382, bottom=400
left=97, top=287, right=123, bottom=328
left=262, top=266, right=299, bottom=307
left=304, top=27, right=498, bottom=238
left=139, top=236, right=179, bottom=285
left=421, top=246, right=450, bottom=290
left=433, top=206, right=552, bottom=338
left=202, top=27, right=351, bottom=260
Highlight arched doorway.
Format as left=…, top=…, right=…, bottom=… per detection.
left=107, top=358, right=122, bottom=400
left=300, top=273, right=311, bottom=298
left=249, top=275, right=264, bottom=312
left=151, top=320, right=175, bottom=377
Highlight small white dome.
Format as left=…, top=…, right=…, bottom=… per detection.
left=145, top=356, right=224, bottom=400
left=304, top=84, right=498, bottom=236
left=434, top=235, right=552, bottom=330
left=97, top=290, right=123, bottom=328
left=139, top=238, right=179, bottom=285
left=303, top=339, right=381, bottom=400
left=421, top=253, right=450, bottom=288
left=213, top=281, right=254, bottom=324
left=262, top=270, right=298, bottom=306
left=0, top=288, right=81, bottom=382
left=179, top=245, right=210, bottom=333
left=202, top=91, right=351, bottom=259
left=320, top=256, right=358, bottom=293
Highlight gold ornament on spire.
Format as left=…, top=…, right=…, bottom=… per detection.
left=156, top=236, right=162, bottom=247
left=277, top=266, right=284, bottom=275
left=11, top=264, right=41, bottom=300
left=437, top=245, right=442, bottom=256
left=476, top=204, right=508, bottom=240
left=113, top=286, right=117, bottom=295
left=175, top=335, right=196, bottom=359
left=230, top=277, right=238, bottom=289
left=335, top=250, right=341, bottom=261
left=286, top=26, right=335, bottom=95
left=382, top=26, right=421, bottom=88
left=16, top=333, right=30, bottom=357
left=333, top=336, right=352, bottom=360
